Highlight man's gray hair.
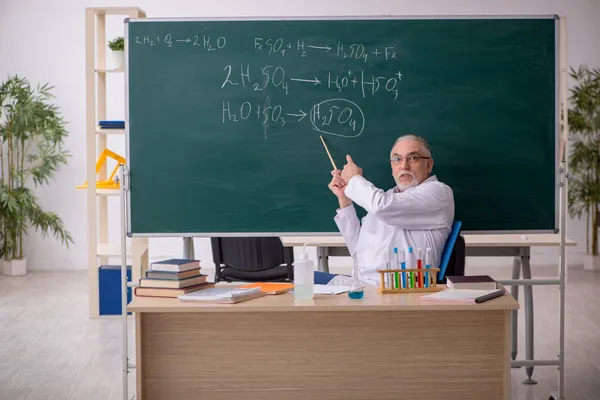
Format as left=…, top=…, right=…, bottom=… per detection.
left=391, top=134, right=432, bottom=158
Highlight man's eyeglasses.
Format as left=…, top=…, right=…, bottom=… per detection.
left=390, top=155, right=431, bottom=164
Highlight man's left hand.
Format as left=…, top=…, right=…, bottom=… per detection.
left=341, top=154, right=363, bottom=182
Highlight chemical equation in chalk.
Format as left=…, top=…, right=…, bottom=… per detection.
left=253, top=37, right=397, bottom=64
left=221, top=97, right=365, bottom=139
left=221, top=64, right=402, bottom=101
left=309, top=99, right=365, bottom=138
left=133, top=33, right=226, bottom=51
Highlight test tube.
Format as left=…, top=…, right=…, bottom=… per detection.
left=384, top=249, right=391, bottom=289
left=417, top=247, right=423, bottom=288
left=393, top=248, right=399, bottom=289
left=399, top=250, right=406, bottom=289
left=425, top=247, right=432, bottom=288
left=407, top=247, right=414, bottom=289
left=388, top=248, right=395, bottom=289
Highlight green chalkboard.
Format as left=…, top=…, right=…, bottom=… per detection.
left=125, top=16, right=558, bottom=235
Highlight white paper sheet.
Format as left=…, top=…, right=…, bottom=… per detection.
left=313, top=284, right=352, bottom=295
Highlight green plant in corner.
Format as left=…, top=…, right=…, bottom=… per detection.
left=108, top=36, right=124, bottom=51
left=567, top=65, right=600, bottom=260
left=0, top=75, right=73, bottom=268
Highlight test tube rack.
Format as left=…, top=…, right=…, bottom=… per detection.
left=377, top=268, right=444, bottom=294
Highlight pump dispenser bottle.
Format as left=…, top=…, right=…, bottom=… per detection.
left=294, top=244, right=314, bottom=299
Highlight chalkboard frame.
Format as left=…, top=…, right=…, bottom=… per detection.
left=123, top=14, right=562, bottom=237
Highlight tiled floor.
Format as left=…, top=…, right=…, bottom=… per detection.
left=0, top=264, right=598, bottom=400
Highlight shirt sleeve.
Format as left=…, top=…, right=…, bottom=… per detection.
left=333, top=203, right=361, bottom=257
left=343, top=175, right=453, bottom=230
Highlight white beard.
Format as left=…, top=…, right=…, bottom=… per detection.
left=395, top=172, right=419, bottom=191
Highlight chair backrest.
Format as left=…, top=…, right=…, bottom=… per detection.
left=448, top=234, right=466, bottom=277
left=210, top=237, right=294, bottom=282
left=437, top=221, right=464, bottom=282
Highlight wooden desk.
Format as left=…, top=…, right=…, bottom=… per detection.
left=280, top=233, right=576, bottom=384
left=129, top=287, right=517, bottom=400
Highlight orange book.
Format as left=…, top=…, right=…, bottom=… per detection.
left=239, top=282, right=293, bottom=295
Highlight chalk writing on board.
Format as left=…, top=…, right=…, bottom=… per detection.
left=254, top=38, right=333, bottom=57
left=222, top=98, right=287, bottom=127
left=134, top=35, right=161, bottom=46
left=337, top=42, right=396, bottom=62
left=133, top=34, right=226, bottom=50
left=222, top=65, right=290, bottom=94
left=221, top=64, right=401, bottom=100
left=287, top=110, right=308, bottom=121
left=132, top=33, right=396, bottom=65
left=290, top=77, right=321, bottom=85
left=222, top=97, right=365, bottom=138
left=252, top=38, right=396, bottom=63
left=328, top=70, right=402, bottom=100
left=310, top=98, right=365, bottom=137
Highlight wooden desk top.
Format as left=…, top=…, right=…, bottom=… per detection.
left=280, top=233, right=576, bottom=248
left=128, top=286, right=518, bottom=313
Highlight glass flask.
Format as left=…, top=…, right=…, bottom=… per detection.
left=348, top=250, right=364, bottom=299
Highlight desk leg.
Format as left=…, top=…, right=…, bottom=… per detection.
left=183, top=237, right=194, bottom=259
left=316, top=246, right=330, bottom=273
left=135, top=313, right=144, bottom=400
left=521, top=250, right=537, bottom=385
left=511, top=257, right=521, bottom=362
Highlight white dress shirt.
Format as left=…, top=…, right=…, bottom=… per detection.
left=333, top=174, right=455, bottom=286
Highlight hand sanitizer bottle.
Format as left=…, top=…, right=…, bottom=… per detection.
left=294, top=244, right=314, bottom=299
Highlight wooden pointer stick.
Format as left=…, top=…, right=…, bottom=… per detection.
left=320, top=135, right=337, bottom=170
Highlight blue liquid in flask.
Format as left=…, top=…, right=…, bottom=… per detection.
left=348, top=252, right=364, bottom=299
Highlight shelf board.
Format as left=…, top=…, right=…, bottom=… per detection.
left=98, top=243, right=131, bottom=257
left=96, top=128, right=125, bottom=135
left=96, top=68, right=124, bottom=74
left=91, top=7, right=146, bottom=16
left=97, top=188, right=119, bottom=196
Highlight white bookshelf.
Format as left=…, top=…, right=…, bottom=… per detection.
left=85, top=6, right=149, bottom=318
left=96, top=128, right=125, bottom=135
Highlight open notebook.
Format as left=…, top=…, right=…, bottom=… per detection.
left=179, top=286, right=266, bottom=303
left=420, top=288, right=506, bottom=303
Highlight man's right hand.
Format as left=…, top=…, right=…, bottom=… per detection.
left=328, top=170, right=352, bottom=208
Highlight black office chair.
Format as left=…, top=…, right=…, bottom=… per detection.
left=211, top=237, right=294, bottom=283
left=436, top=221, right=466, bottom=284
left=442, top=234, right=466, bottom=279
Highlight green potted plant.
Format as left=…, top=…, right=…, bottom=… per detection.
left=108, top=36, right=125, bottom=69
left=0, top=75, right=73, bottom=276
left=567, top=65, right=600, bottom=271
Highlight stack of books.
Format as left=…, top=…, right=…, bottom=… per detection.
left=134, top=259, right=214, bottom=298
left=445, top=275, right=498, bottom=290
left=98, top=120, right=125, bottom=129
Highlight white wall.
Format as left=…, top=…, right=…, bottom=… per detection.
left=0, top=0, right=598, bottom=273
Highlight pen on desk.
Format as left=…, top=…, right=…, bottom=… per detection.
left=475, top=289, right=505, bottom=303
